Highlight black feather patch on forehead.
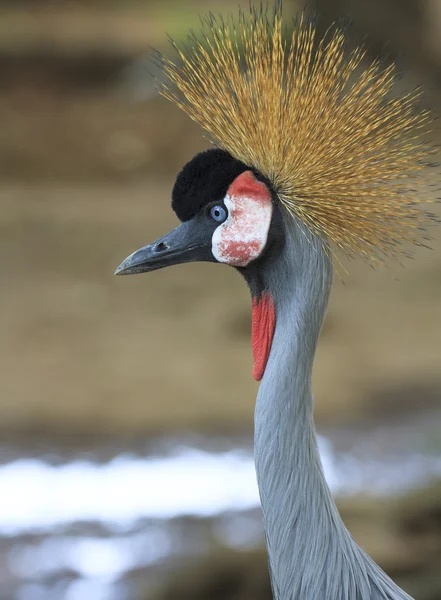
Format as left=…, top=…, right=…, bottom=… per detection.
left=172, top=149, right=249, bottom=222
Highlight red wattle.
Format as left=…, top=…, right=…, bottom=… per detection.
left=251, top=292, right=276, bottom=381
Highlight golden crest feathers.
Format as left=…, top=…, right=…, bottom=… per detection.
left=158, top=3, right=436, bottom=261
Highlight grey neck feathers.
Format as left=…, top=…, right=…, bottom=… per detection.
left=254, top=217, right=413, bottom=600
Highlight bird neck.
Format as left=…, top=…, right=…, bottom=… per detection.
left=252, top=219, right=412, bottom=600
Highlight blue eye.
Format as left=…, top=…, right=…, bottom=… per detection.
left=209, top=204, right=228, bottom=223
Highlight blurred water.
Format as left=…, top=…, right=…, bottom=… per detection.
left=1, top=415, right=441, bottom=600
left=0, top=448, right=257, bottom=534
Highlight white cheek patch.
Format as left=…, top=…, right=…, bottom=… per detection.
left=212, top=192, right=273, bottom=267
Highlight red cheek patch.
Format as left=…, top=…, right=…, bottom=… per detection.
left=252, top=292, right=276, bottom=381
left=212, top=171, right=272, bottom=267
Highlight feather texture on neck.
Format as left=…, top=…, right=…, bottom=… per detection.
left=253, top=216, right=413, bottom=600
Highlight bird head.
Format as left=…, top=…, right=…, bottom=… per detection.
left=116, top=4, right=435, bottom=269
left=114, top=148, right=284, bottom=279
left=114, top=148, right=287, bottom=381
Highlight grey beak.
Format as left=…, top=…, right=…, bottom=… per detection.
left=115, top=218, right=214, bottom=276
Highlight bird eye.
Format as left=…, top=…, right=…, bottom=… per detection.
left=209, top=204, right=228, bottom=223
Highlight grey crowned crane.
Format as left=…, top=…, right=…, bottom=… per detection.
left=115, top=5, right=436, bottom=599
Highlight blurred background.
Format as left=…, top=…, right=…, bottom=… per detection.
left=0, top=1, right=441, bottom=599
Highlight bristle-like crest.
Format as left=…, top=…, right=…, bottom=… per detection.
left=159, top=4, right=436, bottom=261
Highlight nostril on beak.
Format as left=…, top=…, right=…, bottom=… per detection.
left=155, top=241, right=169, bottom=253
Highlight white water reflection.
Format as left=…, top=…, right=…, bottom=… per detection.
left=0, top=447, right=257, bottom=534
left=0, top=436, right=441, bottom=535
left=8, top=534, right=161, bottom=579
left=9, top=531, right=177, bottom=600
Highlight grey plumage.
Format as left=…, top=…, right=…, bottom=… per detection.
left=254, top=212, right=413, bottom=599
